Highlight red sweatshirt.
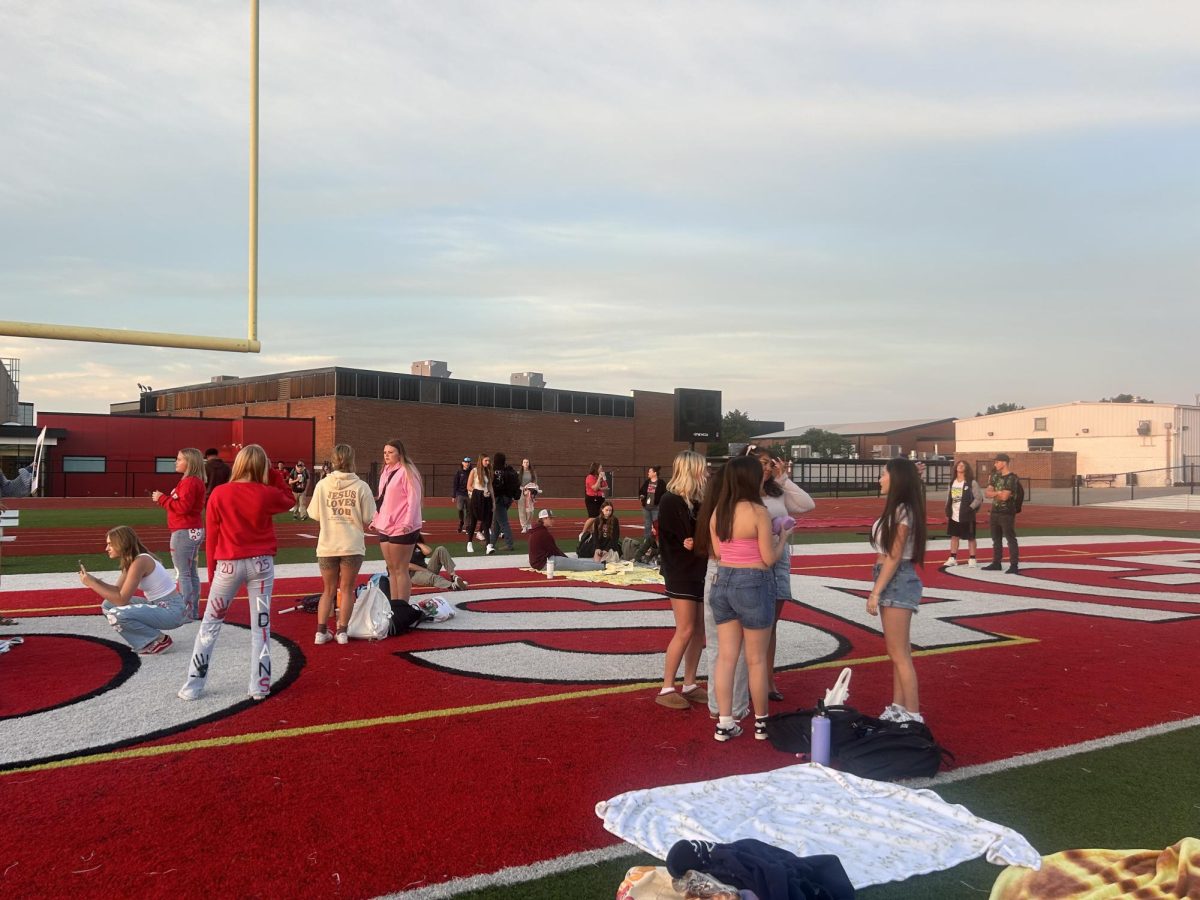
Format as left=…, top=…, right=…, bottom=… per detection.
left=204, top=468, right=295, bottom=582
left=157, top=475, right=205, bottom=530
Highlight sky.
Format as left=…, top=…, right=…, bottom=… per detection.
left=1, top=1, right=1198, bottom=426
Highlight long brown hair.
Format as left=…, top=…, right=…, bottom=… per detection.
left=872, top=458, right=927, bottom=566
left=691, top=463, right=726, bottom=558
left=106, top=526, right=154, bottom=573
left=954, top=459, right=975, bottom=484
left=711, top=456, right=765, bottom=542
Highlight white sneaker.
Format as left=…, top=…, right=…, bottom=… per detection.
left=899, top=709, right=925, bottom=724
left=466, top=541, right=474, bottom=553
left=314, top=631, right=334, bottom=645
left=878, top=703, right=905, bottom=722
left=178, top=685, right=203, bottom=701
left=944, top=557, right=957, bottom=567
left=486, top=544, right=495, bottom=555
left=968, top=557, right=978, bottom=568
left=335, top=631, right=349, bottom=645
left=452, top=575, right=469, bottom=591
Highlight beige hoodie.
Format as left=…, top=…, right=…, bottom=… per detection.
left=307, top=470, right=377, bottom=557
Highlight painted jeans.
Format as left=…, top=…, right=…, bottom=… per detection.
left=169, top=527, right=204, bottom=621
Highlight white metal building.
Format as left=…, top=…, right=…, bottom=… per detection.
left=955, top=402, right=1200, bottom=486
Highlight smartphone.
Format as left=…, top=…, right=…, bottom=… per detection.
left=78, top=559, right=86, bottom=573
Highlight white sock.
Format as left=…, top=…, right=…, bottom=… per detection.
left=681, top=683, right=698, bottom=694
left=718, top=716, right=735, bottom=729
left=658, top=687, right=675, bottom=696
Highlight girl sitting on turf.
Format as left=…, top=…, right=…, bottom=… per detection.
left=81, top=526, right=187, bottom=655
left=580, top=499, right=622, bottom=563
left=178, top=444, right=295, bottom=702
left=867, top=457, right=929, bottom=724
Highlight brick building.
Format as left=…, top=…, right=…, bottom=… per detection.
left=751, top=418, right=956, bottom=460
left=134, top=367, right=701, bottom=498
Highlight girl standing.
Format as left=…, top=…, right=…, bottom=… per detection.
left=178, top=444, right=294, bottom=701
left=748, top=447, right=816, bottom=701
left=707, top=456, right=791, bottom=741
left=638, top=465, right=666, bottom=538
left=370, top=440, right=425, bottom=602
left=465, top=453, right=493, bottom=553
left=944, top=460, right=982, bottom=567
left=307, top=443, right=376, bottom=644
left=654, top=451, right=710, bottom=710
left=151, top=447, right=206, bottom=621
left=517, top=458, right=540, bottom=533
left=584, top=462, right=607, bottom=519
left=867, top=458, right=928, bottom=724
left=81, top=526, right=187, bottom=655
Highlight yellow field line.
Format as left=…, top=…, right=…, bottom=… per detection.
left=1, top=633, right=1033, bottom=778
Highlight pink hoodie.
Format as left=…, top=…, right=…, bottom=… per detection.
left=370, top=463, right=423, bottom=537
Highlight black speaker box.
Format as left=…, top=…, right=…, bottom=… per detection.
left=673, top=388, right=722, bottom=442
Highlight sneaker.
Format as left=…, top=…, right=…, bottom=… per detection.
left=249, top=691, right=269, bottom=701
left=754, top=717, right=769, bottom=740
left=902, top=710, right=925, bottom=724
left=466, top=541, right=475, bottom=553
left=944, top=556, right=957, bottom=568
left=486, top=544, right=495, bottom=555
left=474, top=531, right=486, bottom=542
left=335, top=631, right=349, bottom=645
left=139, top=634, right=173, bottom=655
left=314, top=630, right=334, bottom=645
left=714, top=723, right=743, bottom=742
left=655, top=691, right=691, bottom=710
left=968, top=557, right=978, bottom=568
left=452, top=575, right=469, bottom=591
left=981, top=562, right=1002, bottom=571
left=1007, top=565, right=1021, bottom=575
left=177, top=685, right=203, bottom=701
left=878, top=703, right=906, bottom=722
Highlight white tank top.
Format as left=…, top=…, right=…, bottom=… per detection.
left=136, top=554, right=177, bottom=601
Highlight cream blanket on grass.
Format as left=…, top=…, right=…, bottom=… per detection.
left=596, top=762, right=1041, bottom=889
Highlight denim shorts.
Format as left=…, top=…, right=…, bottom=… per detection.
left=872, top=560, right=923, bottom=612
left=772, top=550, right=792, bottom=601
left=709, top=566, right=775, bottom=630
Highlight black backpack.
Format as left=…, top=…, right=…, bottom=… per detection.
left=764, top=705, right=865, bottom=754
left=1012, top=478, right=1025, bottom=513
left=836, top=719, right=954, bottom=781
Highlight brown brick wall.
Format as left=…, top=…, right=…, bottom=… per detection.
left=968, top=451, right=1077, bottom=489
left=156, top=389, right=697, bottom=498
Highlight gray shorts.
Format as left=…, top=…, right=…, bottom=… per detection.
left=872, top=560, right=923, bottom=612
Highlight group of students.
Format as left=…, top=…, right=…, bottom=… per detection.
left=637, top=446, right=939, bottom=743
left=80, top=439, right=432, bottom=700
left=453, top=454, right=540, bottom=555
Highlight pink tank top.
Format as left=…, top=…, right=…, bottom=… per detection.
left=718, top=537, right=762, bottom=566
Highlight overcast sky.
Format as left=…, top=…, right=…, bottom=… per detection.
left=2, top=1, right=1198, bottom=426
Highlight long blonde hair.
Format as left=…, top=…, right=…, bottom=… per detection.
left=106, top=526, right=155, bottom=573
left=230, top=444, right=270, bottom=484
left=178, top=447, right=205, bottom=480
left=331, top=443, right=355, bottom=473
left=666, top=450, right=707, bottom=508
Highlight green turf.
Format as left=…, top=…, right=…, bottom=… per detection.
left=453, top=723, right=1200, bottom=899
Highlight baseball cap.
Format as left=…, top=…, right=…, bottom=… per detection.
left=538, top=509, right=554, bottom=519
left=462, top=456, right=472, bottom=463
left=994, top=452, right=1011, bottom=462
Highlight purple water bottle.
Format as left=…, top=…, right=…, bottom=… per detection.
left=810, top=707, right=831, bottom=766
left=772, top=515, right=796, bottom=534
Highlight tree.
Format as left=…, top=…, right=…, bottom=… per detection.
left=975, top=402, right=1025, bottom=417
left=1100, top=393, right=1153, bottom=403
left=706, top=409, right=753, bottom=456
left=787, top=428, right=854, bottom=458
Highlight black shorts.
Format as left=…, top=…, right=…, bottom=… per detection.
left=378, top=529, right=421, bottom=545
left=946, top=517, right=976, bottom=539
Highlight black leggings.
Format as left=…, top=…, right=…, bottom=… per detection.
left=467, top=490, right=493, bottom=538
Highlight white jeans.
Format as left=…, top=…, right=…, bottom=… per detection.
left=181, top=556, right=275, bottom=699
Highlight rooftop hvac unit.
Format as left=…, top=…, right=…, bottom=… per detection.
left=510, top=372, right=545, bottom=388
left=791, top=444, right=812, bottom=459
left=412, top=360, right=451, bottom=378
left=1137, top=420, right=1152, bottom=436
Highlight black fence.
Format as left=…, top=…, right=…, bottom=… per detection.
left=1070, top=465, right=1200, bottom=506
left=787, top=459, right=956, bottom=497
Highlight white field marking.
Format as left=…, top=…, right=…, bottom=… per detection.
left=1127, top=573, right=1200, bottom=584
left=377, top=714, right=1200, bottom=900
left=790, top=534, right=1199, bottom=558
left=942, top=564, right=1200, bottom=604
left=0, top=616, right=293, bottom=768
